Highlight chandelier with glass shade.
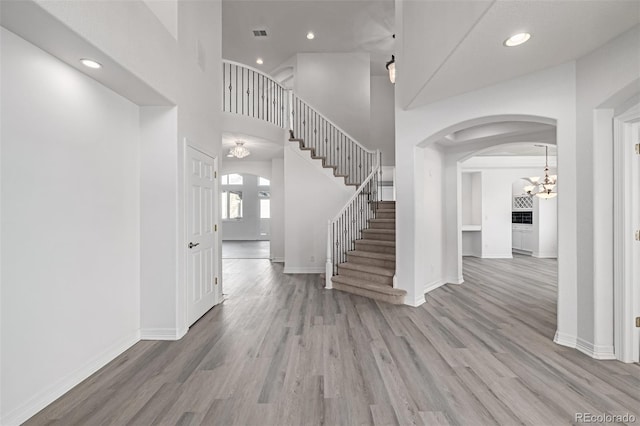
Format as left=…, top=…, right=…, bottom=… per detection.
left=228, top=141, right=250, bottom=159
left=523, top=145, right=557, bottom=199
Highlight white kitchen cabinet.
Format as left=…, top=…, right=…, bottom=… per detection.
left=512, top=225, right=533, bottom=252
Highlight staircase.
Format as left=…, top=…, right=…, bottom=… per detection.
left=331, top=201, right=406, bottom=304
left=288, top=130, right=359, bottom=187
left=222, top=59, right=403, bottom=305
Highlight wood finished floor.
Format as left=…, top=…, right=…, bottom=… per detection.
left=26, top=255, right=640, bottom=426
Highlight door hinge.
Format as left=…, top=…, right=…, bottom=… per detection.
left=215, top=224, right=218, bottom=232
left=215, top=277, right=218, bottom=285
left=636, top=317, right=640, bottom=327
left=214, top=171, right=217, bottom=178
left=635, top=143, right=640, bottom=155
left=636, top=230, right=640, bottom=241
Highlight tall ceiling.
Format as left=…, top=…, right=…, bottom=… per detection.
left=400, top=0, right=640, bottom=108
left=222, top=0, right=395, bottom=77
left=222, top=1, right=639, bottom=109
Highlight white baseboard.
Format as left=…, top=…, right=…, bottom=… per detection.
left=424, top=279, right=446, bottom=294
left=270, top=257, right=285, bottom=263
left=532, top=252, right=557, bottom=258
left=2, top=330, right=140, bottom=426
left=446, top=276, right=464, bottom=285
left=405, top=294, right=426, bottom=307
left=575, top=338, right=616, bottom=360
left=481, top=253, right=514, bottom=259
left=554, top=330, right=577, bottom=348
left=140, top=328, right=182, bottom=341
left=283, top=266, right=324, bottom=274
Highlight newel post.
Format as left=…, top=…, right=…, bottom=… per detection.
left=325, top=220, right=333, bottom=289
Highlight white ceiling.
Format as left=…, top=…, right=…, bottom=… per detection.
left=222, top=1, right=638, bottom=108
left=476, top=143, right=557, bottom=157
left=222, top=132, right=284, bottom=162
left=401, top=0, right=640, bottom=108
left=222, top=0, right=395, bottom=76
left=437, top=121, right=557, bottom=156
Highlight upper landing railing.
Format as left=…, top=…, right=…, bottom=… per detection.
left=222, top=60, right=378, bottom=187
left=222, top=60, right=287, bottom=128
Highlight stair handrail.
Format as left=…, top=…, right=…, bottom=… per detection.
left=290, top=92, right=377, bottom=185
left=325, top=150, right=382, bottom=288
left=222, top=59, right=288, bottom=128
left=290, top=93, right=377, bottom=155
left=222, top=59, right=288, bottom=90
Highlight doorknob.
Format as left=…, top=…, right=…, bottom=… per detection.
left=188, top=242, right=200, bottom=249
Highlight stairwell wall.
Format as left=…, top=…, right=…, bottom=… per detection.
left=294, top=53, right=371, bottom=145
left=283, top=145, right=354, bottom=273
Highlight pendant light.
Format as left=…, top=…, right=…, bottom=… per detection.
left=523, top=146, right=557, bottom=198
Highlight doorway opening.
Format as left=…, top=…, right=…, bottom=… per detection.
left=221, top=173, right=271, bottom=259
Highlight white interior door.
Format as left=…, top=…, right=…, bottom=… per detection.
left=186, top=146, right=218, bottom=326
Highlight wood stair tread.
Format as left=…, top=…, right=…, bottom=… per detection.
left=356, top=239, right=396, bottom=247
left=331, top=275, right=406, bottom=296
left=338, top=262, right=394, bottom=276
left=369, top=219, right=395, bottom=223
left=347, top=250, right=395, bottom=261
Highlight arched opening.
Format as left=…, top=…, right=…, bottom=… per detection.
left=415, top=115, right=563, bottom=341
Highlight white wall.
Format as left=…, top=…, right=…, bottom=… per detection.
left=421, top=145, right=445, bottom=295
left=284, top=146, right=354, bottom=273
left=295, top=53, right=371, bottom=145
left=270, top=158, right=285, bottom=262
left=461, top=172, right=481, bottom=226
left=574, top=25, right=640, bottom=356
left=142, top=0, right=177, bottom=39
left=140, top=107, right=178, bottom=334
left=221, top=160, right=271, bottom=179
left=370, top=76, right=396, bottom=166
left=1, top=29, right=140, bottom=423
left=1, top=0, right=223, bottom=423
left=533, top=196, right=558, bottom=258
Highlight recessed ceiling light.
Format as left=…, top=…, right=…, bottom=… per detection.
left=256, top=58, right=264, bottom=65
left=504, top=32, right=531, bottom=47
left=80, top=58, right=102, bottom=69
left=306, top=32, right=315, bottom=40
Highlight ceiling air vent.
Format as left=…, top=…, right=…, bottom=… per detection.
left=252, top=29, right=268, bottom=37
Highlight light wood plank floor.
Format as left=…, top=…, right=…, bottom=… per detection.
left=26, top=255, right=640, bottom=425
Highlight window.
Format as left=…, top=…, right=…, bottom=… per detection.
left=222, top=190, right=242, bottom=219
left=221, top=173, right=243, bottom=185
left=260, top=199, right=270, bottom=219
left=258, top=177, right=270, bottom=186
